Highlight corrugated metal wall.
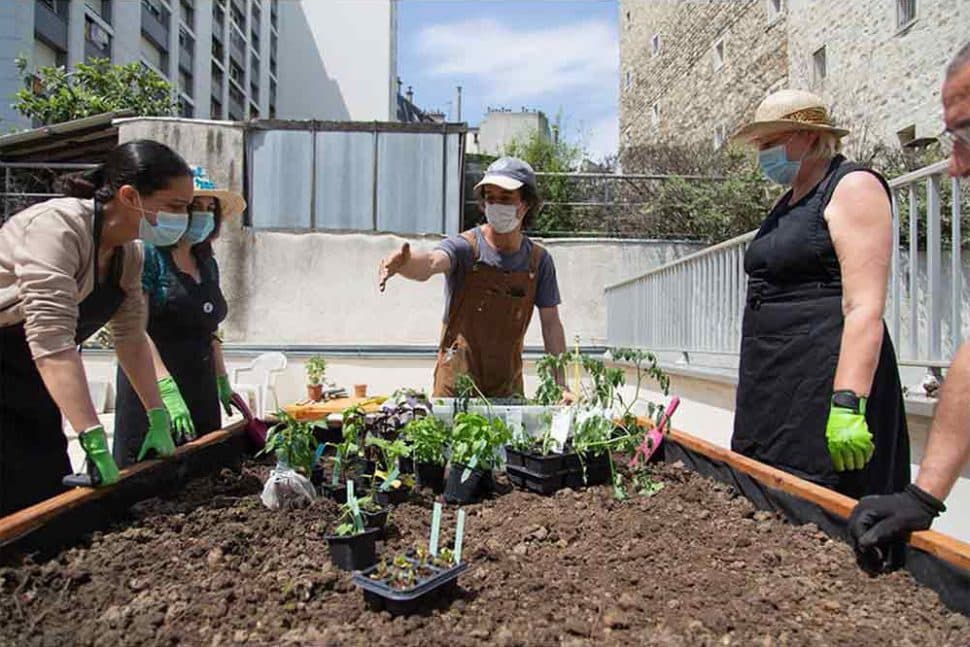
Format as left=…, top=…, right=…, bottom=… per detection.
left=247, top=122, right=465, bottom=235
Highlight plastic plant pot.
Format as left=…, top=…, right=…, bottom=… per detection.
left=310, top=465, right=325, bottom=488
left=506, top=465, right=567, bottom=495
left=353, top=558, right=469, bottom=615
left=361, top=507, right=390, bottom=537
left=563, top=453, right=612, bottom=489
left=325, top=527, right=380, bottom=571
left=504, top=447, right=526, bottom=468
left=398, top=456, right=414, bottom=474
left=415, top=462, right=445, bottom=493
left=374, top=485, right=411, bottom=507
left=313, top=425, right=343, bottom=447
left=321, top=483, right=348, bottom=503
left=444, top=463, right=488, bottom=504
left=521, top=452, right=565, bottom=475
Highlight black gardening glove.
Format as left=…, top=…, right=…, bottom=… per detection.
left=847, top=484, right=946, bottom=574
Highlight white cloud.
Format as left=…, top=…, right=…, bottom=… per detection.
left=417, top=18, right=618, bottom=103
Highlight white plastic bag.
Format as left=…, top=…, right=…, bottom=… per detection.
left=260, top=465, right=317, bottom=510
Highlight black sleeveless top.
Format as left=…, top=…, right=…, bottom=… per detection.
left=732, top=155, right=910, bottom=498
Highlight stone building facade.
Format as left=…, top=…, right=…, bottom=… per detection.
left=619, top=0, right=970, bottom=166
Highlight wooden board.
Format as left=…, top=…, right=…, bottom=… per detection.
left=668, top=427, right=970, bottom=573
left=283, top=396, right=383, bottom=422
left=0, top=422, right=249, bottom=560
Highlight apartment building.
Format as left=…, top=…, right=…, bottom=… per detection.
left=0, top=0, right=400, bottom=129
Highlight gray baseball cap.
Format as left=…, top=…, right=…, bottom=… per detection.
left=473, top=156, right=537, bottom=197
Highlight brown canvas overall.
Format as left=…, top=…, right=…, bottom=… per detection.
left=432, top=228, right=544, bottom=398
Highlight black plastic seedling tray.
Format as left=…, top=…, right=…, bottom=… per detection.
left=505, top=447, right=568, bottom=475
left=353, top=558, right=470, bottom=615
left=415, top=462, right=445, bottom=493
left=506, top=465, right=567, bottom=495
left=444, top=464, right=494, bottom=504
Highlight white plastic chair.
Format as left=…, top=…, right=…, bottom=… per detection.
left=232, top=352, right=287, bottom=418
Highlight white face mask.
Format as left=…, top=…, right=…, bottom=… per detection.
left=484, top=202, right=521, bottom=233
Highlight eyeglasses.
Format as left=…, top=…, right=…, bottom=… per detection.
left=939, top=125, right=970, bottom=155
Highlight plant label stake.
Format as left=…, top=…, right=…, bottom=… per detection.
left=347, top=479, right=355, bottom=501
left=454, top=508, right=466, bottom=563
left=429, top=502, right=443, bottom=557
left=550, top=408, right=573, bottom=454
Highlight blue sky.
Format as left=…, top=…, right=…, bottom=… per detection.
left=397, top=0, right=619, bottom=162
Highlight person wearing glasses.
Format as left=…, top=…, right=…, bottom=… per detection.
left=848, top=42, right=970, bottom=566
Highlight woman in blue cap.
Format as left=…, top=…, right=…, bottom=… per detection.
left=378, top=157, right=569, bottom=398
left=113, top=167, right=245, bottom=466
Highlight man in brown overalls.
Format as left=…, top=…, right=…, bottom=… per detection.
left=378, top=157, right=568, bottom=398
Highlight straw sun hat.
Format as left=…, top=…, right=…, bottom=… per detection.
left=733, top=89, right=850, bottom=143
left=190, top=166, right=247, bottom=219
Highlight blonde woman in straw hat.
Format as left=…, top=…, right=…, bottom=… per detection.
left=113, top=167, right=247, bottom=467
left=730, top=89, right=909, bottom=499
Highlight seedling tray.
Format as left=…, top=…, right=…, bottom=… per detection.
left=505, top=447, right=567, bottom=474
left=506, top=465, right=568, bottom=495
left=353, top=558, right=469, bottom=615
left=374, top=486, right=411, bottom=507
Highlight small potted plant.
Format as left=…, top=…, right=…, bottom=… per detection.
left=444, top=411, right=511, bottom=504
left=305, top=355, right=328, bottom=402
left=366, top=436, right=413, bottom=506
left=402, top=415, right=449, bottom=493
left=360, top=496, right=391, bottom=537
left=324, top=484, right=381, bottom=571
left=322, top=407, right=367, bottom=502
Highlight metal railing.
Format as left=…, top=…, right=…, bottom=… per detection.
left=605, top=160, right=965, bottom=372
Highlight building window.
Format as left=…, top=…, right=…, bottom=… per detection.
left=86, top=0, right=112, bottom=23
left=651, top=33, right=661, bottom=57
left=712, top=38, right=725, bottom=70
left=211, top=97, right=223, bottom=119
left=33, top=39, right=65, bottom=69
left=624, top=70, right=633, bottom=91
left=141, top=34, right=166, bottom=70
left=180, top=0, right=194, bottom=29
left=812, top=45, right=827, bottom=85
left=766, top=0, right=783, bottom=21
left=651, top=102, right=660, bottom=127
left=85, top=15, right=112, bottom=58
left=896, top=0, right=916, bottom=30
left=713, top=124, right=727, bottom=149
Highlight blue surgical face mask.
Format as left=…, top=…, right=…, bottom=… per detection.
left=134, top=194, right=188, bottom=247
left=184, top=211, right=216, bottom=244
left=758, top=143, right=802, bottom=186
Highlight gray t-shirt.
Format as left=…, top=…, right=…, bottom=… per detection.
left=434, top=227, right=561, bottom=322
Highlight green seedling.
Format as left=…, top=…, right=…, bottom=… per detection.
left=401, top=415, right=449, bottom=466
left=449, top=412, right=511, bottom=480
left=333, top=484, right=367, bottom=537
left=366, top=436, right=412, bottom=491
left=258, top=410, right=316, bottom=475
left=329, top=405, right=367, bottom=486
left=305, top=355, right=327, bottom=386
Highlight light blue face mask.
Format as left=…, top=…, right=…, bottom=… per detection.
left=184, top=211, right=215, bottom=245
left=135, top=195, right=188, bottom=247
left=758, top=143, right=802, bottom=186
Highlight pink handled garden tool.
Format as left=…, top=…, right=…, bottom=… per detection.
left=628, top=396, right=680, bottom=469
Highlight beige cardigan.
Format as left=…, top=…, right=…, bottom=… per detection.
left=0, top=197, right=146, bottom=359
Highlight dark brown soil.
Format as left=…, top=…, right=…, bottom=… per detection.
left=1, top=461, right=968, bottom=647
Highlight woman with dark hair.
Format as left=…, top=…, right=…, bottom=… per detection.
left=113, top=168, right=245, bottom=467
left=0, top=139, right=189, bottom=514
left=378, top=156, right=569, bottom=398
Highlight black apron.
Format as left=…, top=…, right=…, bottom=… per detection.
left=0, top=201, right=126, bottom=515
left=113, top=246, right=227, bottom=467
left=732, top=156, right=910, bottom=499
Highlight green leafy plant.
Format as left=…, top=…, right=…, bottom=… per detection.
left=534, top=353, right=571, bottom=405
left=333, top=489, right=368, bottom=537
left=13, top=56, right=178, bottom=126
left=402, top=415, right=449, bottom=466
left=305, top=356, right=327, bottom=386
left=258, top=410, right=316, bottom=475
left=366, top=436, right=412, bottom=491
left=329, top=405, right=366, bottom=486
left=449, top=412, right=511, bottom=472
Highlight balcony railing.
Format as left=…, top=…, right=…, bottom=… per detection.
left=605, top=160, right=966, bottom=372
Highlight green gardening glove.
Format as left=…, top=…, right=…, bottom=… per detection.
left=158, top=375, right=196, bottom=442
left=137, top=408, right=177, bottom=461
left=78, top=426, right=120, bottom=486
left=217, top=374, right=233, bottom=416
left=825, top=391, right=875, bottom=472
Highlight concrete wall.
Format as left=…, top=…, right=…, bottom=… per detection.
left=276, top=0, right=396, bottom=121
left=476, top=110, right=551, bottom=156
left=618, top=0, right=788, bottom=158
left=787, top=0, right=970, bottom=148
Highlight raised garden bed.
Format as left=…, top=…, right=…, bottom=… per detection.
left=1, top=456, right=968, bottom=645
